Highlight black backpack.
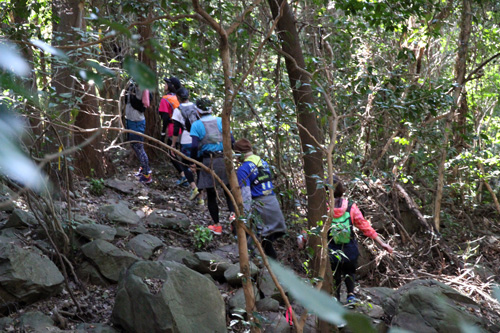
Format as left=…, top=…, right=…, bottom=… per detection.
left=178, top=103, right=199, bottom=132
left=126, top=83, right=148, bottom=113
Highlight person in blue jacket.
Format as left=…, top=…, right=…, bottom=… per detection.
left=190, top=98, right=235, bottom=235
left=233, top=138, right=287, bottom=259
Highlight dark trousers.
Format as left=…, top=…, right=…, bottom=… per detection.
left=329, top=241, right=359, bottom=299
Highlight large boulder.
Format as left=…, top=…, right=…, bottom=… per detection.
left=157, top=246, right=195, bottom=264
left=182, top=251, right=232, bottom=280
left=224, top=262, right=259, bottom=286
left=383, top=279, right=486, bottom=332
left=75, top=223, right=116, bottom=241
left=126, top=234, right=164, bottom=260
left=0, top=242, right=64, bottom=312
left=145, top=210, right=190, bottom=230
left=112, top=260, right=227, bottom=333
left=4, top=209, right=36, bottom=229
left=99, top=202, right=140, bottom=225
left=81, top=240, right=139, bottom=282
left=104, top=179, right=140, bottom=195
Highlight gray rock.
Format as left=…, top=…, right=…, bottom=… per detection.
left=228, top=285, right=260, bottom=314
left=76, top=261, right=110, bottom=286
left=183, top=252, right=232, bottom=280
left=157, top=246, right=195, bottom=264
left=99, top=202, right=140, bottom=225
left=75, top=322, right=119, bottom=332
left=130, top=222, right=148, bottom=234
left=262, top=312, right=291, bottom=332
left=17, top=311, right=61, bottom=332
left=145, top=209, right=190, bottom=230
left=81, top=239, right=139, bottom=282
left=0, top=242, right=64, bottom=311
left=387, top=279, right=485, bottom=332
left=258, top=269, right=281, bottom=299
left=75, top=223, right=116, bottom=241
left=256, top=297, right=280, bottom=312
left=104, top=178, right=139, bottom=195
left=4, top=209, right=36, bottom=229
left=114, top=226, right=131, bottom=238
left=0, top=185, right=15, bottom=213
left=224, top=262, right=259, bottom=286
left=126, top=234, right=164, bottom=260
left=0, top=317, right=14, bottom=331
left=112, top=260, right=227, bottom=333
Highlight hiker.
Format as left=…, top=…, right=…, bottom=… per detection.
left=328, top=175, right=393, bottom=305
left=233, top=138, right=287, bottom=259
left=171, top=87, right=203, bottom=204
left=189, top=98, right=235, bottom=235
left=124, top=80, right=152, bottom=184
left=158, top=76, right=184, bottom=184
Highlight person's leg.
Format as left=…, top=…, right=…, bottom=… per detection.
left=205, top=187, right=219, bottom=224
left=343, top=258, right=357, bottom=297
left=261, top=238, right=278, bottom=259
left=330, top=251, right=343, bottom=300
left=160, top=112, right=169, bottom=143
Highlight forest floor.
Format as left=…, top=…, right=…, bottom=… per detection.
left=9, top=154, right=500, bottom=332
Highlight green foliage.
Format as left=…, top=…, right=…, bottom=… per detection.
left=88, top=178, right=105, bottom=196
left=191, top=225, right=213, bottom=249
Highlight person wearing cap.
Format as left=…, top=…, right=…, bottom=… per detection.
left=158, top=76, right=184, bottom=181
left=189, top=98, right=235, bottom=235
left=233, top=138, right=287, bottom=259
left=171, top=87, right=203, bottom=203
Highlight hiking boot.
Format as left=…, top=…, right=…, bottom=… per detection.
left=189, top=187, right=200, bottom=200
left=175, top=176, right=187, bottom=186
left=346, top=294, right=359, bottom=308
left=139, top=173, right=153, bottom=184
left=208, top=224, right=222, bottom=235
left=134, top=167, right=143, bottom=177
left=197, top=198, right=205, bottom=206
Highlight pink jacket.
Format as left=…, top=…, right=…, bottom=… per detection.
left=332, top=198, right=378, bottom=239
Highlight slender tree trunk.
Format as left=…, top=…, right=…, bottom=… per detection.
left=267, top=0, right=329, bottom=331
left=138, top=8, right=161, bottom=158
left=434, top=0, right=471, bottom=231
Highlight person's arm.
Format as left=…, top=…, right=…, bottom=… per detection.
left=190, top=136, right=199, bottom=160
left=172, top=120, right=182, bottom=145
left=351, top=203, right=393, bottom=253
left=237, top=165, right=252, bottom=213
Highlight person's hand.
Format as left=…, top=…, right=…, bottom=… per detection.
left=169, top=148, right=176, bottom=158
left=380, top=242, right=393, bottom=254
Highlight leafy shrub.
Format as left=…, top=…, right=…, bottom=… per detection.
left=89, top=178, right=105, bottom=196
left=191, top=225, right=213, bottom=249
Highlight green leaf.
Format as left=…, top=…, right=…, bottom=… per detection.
left=268, top=260, right=346, bottom=325
left=0, top=42, right=30, bottom=77
left=30, top=39, right=68, bottom=60
left=123, top=56, right=157, bottom=91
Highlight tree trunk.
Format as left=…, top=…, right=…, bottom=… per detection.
left=267, top=0, right=329, bottom=331
left=138, top=8, right=161, bottom=158
left=52, top=0, right=84, bottom=192
left=434, top=0, right=471, bottom=231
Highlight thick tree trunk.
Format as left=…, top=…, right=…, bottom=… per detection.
left=52, top=0, right=84, bottom=192
left=267, top=0, right=329, bottom=331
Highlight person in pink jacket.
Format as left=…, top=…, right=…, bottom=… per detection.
left=328, top=175, right=393, bottom=306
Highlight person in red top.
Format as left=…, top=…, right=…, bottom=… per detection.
left=328, top=175, right=393, bottom=306
left=158, top=77, right=184, bottom=181
left=158, top=77, right=181, bottom=144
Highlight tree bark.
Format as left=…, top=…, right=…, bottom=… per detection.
left=434, top=0, right=471, bottom=232
left=267, top=0, right=329, bottom=331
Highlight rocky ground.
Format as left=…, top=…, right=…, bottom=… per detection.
left=1, top=155, right=499, bottom=332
